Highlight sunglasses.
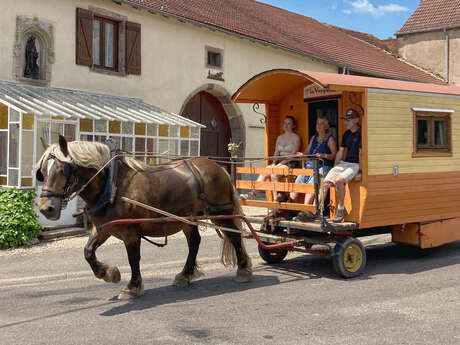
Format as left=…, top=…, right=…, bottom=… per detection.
left=341, top=117, right=355, bottom=121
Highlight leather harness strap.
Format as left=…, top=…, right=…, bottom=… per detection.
left=183, top=159, right=233, bottom=215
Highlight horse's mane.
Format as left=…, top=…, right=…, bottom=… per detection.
left=36, top=141, right=177, bottom=172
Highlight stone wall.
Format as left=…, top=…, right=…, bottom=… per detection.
left=397, top=28, right=460, bottom=85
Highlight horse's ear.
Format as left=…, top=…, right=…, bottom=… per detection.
left=40, top=137, right=49, bottom=150
left=59, top=135, right=69, bottom=157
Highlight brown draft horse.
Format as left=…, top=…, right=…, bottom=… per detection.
left=36, top=136, right=252, bottom=299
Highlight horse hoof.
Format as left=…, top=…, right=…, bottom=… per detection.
left=173, top=272, right=191, bottom=287
left=118, top=282, right=144, bottom=300
left=235, top=267, right=252, bottom=283
left=103, top=266, right=121, bottom=283
left=234, top=274, right=251, bottom=283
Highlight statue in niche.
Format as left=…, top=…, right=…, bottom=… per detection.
left=24, top=36, right=39, bottom=79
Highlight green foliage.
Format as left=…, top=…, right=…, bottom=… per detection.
left=0, top=188, right=41, bottom=249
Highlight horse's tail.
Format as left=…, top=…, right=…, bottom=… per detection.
left=220, top=183, right=252, bottom=271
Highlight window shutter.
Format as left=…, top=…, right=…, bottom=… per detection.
left=126, top=22, right=141, bottom=75
left=76, top=8, right=93, bottom=67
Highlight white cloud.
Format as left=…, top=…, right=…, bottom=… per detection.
left=343, top=0, right=409, bottom=16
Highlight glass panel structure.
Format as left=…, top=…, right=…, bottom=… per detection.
left=180, top=140, right=189, bottom=156
left=36, top=121, right=50, bottom=164
left=21, top=131, right=34, bottom=177
left=95, top=120, right=107, bottom=133
left=0, top=132, right=7, bottom=175
left=8, top=123, right=19, bottom=168
left=50, top=122, right=63, bottom=144
left=8, top=169, right=18, bottom=187
left=190, top=141, right=199, bottom=156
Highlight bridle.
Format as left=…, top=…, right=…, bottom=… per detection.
left=38, top=151, right=122, bottom=208
left=38, top=153, right=78, bottom=204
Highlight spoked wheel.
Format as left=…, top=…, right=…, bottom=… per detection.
left=258, top=242, right=288, bottom=264
left=332, top=237, right=366, bottom=278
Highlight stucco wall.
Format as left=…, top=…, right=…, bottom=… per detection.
left=0, top=0, right=337, bottom=159
left=398, top=28, right=460, bottom=85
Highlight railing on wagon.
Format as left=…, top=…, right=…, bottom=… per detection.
left=235, top=158, right=327, bottom=228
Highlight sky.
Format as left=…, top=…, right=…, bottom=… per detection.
left=259, top=0, right=421, bottom=39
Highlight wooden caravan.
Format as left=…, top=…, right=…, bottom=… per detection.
left=232, top=69, right=460, bottom=277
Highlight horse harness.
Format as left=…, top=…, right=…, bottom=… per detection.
left=183, top=159, right=234, bottom=215
left=39, top=153, right=79, bottom=203
left=39, top=152, right=116, bottom=214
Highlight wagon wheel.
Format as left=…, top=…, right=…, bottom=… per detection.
left=258, top=242, right=288, bottom=264
left=332, top=237, right=366, bottom=278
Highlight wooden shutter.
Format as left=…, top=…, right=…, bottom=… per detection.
left=76, top=8, right=93, bottom=66
left=126, top=22, right=141, bottom=75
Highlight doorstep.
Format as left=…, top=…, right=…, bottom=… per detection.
left=39, top=226, right=89, bottom=241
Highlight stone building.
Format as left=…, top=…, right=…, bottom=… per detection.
left=396, top=0, right=460, bottom=84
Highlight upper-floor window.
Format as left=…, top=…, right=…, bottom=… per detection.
left=205, top=46, right=223, bottom=69
left=93, top=17, right=118, bottom=70
left=76, top=8, right=141, bottom=75
left=413, top=108, right=453, bottom=156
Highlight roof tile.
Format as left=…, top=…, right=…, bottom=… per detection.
left=128, top=0, right=443, bottom=84
left=397, top=0, right=460, bottom=34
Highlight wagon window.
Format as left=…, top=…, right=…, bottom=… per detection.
left=414, top=112, right=451, bottom=155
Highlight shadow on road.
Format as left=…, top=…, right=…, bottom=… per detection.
left=255, top=241, right=460, bottom=281
left=102, top=241, right=460, bottom=316
left=101, top=273, right=281, bottom=316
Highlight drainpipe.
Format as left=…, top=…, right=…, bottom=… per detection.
left=444, top=28, right=450, bottom=83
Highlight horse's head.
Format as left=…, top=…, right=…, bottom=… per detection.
left=36, top=135, right=78, bottom=220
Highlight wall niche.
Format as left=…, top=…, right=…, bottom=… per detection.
left=13, top=16, right=55, bottom=85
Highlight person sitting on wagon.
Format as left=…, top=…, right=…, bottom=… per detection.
left=244, top=115, right=300, bottom=200
left=290, top=115, right=337, bottom=213
left=323, top=108, right=362, bottom=223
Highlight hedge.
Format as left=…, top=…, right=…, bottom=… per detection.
left=0, top=188, right=42, bottom=249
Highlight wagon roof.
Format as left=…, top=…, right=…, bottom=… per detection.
left=232, top=69, right=460, bottom=104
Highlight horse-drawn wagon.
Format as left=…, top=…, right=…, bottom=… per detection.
left=232, top=69, right=460, bottom=278
left=35, top=69, right=460, bottom=300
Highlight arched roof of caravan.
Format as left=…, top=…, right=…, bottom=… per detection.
left=232, top=69, right=460, bottom=104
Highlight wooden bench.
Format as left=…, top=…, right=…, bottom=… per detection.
left=236, top=167, right=318, bottom=213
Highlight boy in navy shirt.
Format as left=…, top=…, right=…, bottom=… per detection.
left=323, top=109, right=362, bottom=222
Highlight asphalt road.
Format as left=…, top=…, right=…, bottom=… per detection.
left=2, top=234, right=460, bottom=345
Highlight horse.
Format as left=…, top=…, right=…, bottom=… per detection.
left=36, top=135, right=252, bottom=299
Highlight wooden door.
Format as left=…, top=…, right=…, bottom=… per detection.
left=182, top=91, right=231, bottom=157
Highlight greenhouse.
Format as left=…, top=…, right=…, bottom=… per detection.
left=0, top=80, right=203, bottom=189
left=0, top=81, right=203, bottom=226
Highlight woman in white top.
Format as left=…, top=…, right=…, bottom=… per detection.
left=246, top=116, right=300, bottom=200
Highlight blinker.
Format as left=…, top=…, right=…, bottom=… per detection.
left=36, top=169, right=44, bottom=182
left=62, top=163, right=73, bottom=178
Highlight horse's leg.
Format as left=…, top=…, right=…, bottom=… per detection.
left=173, top=225, right=204, bottom=287
left=118, top=236, right=144, bottom=300
left=214, top=219, right=252, bottom=283
left=84, top=226, right=120, bottom=284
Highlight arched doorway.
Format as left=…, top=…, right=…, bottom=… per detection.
left=182, top=91, right=231, bottom=157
